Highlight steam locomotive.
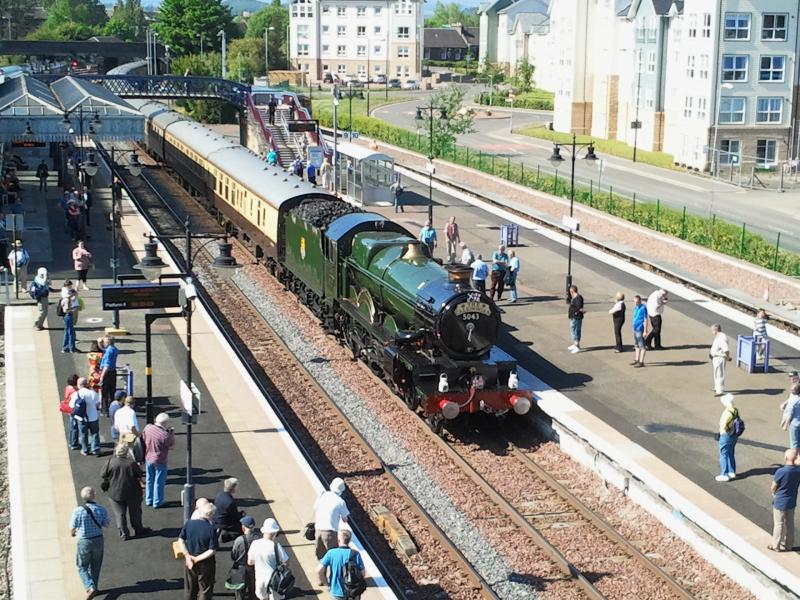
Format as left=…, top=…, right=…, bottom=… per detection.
left=131, top=100, right=532, bottom=431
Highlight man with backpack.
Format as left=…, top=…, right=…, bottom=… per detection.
left=229, top=516, right=262, bottom=600
left=71, top=377, right=102, bottom=456
left=247, top=518, right=292, bottom=600
left=317, top=529, right=367, bottom=600
left=715, top=393, right=744, bottom=482
left=30, top=266, right=55, bottom=330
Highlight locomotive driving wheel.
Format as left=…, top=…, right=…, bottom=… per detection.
left=403, top=383, right=420, bottom=411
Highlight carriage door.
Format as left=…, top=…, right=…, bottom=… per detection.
left=323, top=237, right=338, bottom=300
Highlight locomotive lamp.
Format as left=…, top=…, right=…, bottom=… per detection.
left=415, top=104, right=448, bottom=224
left=549, top=134, right=598, bottom=302
left=135, top=217, right=241, bottom=524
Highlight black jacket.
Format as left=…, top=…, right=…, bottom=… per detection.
left=214, top=491, right=242, bottom=531
left=231, top=529, right=262, bottom=567
left=101, top=456, right=143, bottom=502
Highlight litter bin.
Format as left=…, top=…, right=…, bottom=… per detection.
left=500, top=223, right=519, bottom=247
left=736, top=335, right=770, bottom=373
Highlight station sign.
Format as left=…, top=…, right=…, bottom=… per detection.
left=101, top=283, right=181, bottom=311
left=288, top=120, right=318, bottom=133
left=562, top=215, right=580, bottom=232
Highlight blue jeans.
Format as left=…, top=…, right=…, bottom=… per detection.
left=62, top=312, right=76, bottom=351
left=146, top=462, right=168, bottom=507
left=78, top=419, right=100, bottom=454
left=68, top=416, right=79, bottom=449
left=719, top=433, right=738, bottom=476
left=570, top=318, right=582, bottom=343
left=76, top=537, right=104, bottom=591
left=790, top=421, right=800, bottom=449
left=507, top=274, right=518, bottom=301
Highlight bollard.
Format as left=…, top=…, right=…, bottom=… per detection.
left=680, top=207, right=686, bottom=239
left=772, top=232, right=782, bottom=271
left=521, top=162, right=525, bottom=185
left=739, top=223, right=746, bottom=257
left=655, top=199, right=660, bottom=231
left=491, top=154, right=495, bottom=175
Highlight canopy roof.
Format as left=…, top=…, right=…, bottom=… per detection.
left=335, top=141, right=393, bottom=163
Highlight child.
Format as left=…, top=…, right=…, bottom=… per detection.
left=87, top=340, right=103, bottom=392
left=108, top=389, right=126, bottom=444
left=753, top=309, right=768, bottom=361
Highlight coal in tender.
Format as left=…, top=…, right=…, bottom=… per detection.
left=290, top=198, right=362, bottom=228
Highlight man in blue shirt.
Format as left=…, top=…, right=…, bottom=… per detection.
left=419, top=220, right=437, bottom=256
left=179, top=503, right=219, bottom=600
left=317, top=529, right=366, bottom=600
left=631, top=294, right=648, bottom=368
left=490, top=244, right=509, bottom=301
left=770, top=448, right=800, bottom=552
left=70, top=486, right=110, bottom=597
left=99, top=336, right=118, bottom=416
left=470, top=254, right=488, bottom=293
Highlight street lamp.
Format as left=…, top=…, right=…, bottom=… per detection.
left=415, top=104, right=448, bottom=223
left=134, top=218, right=241, bottom=524
left=218, top=30, right=227, bottom=79
left=711, top=82, right=735, bottom=177
left=264, top=25, right=275, bottom=82
left=62, top=106, right=102, bottom=183
left=108, top=148, right=142, bottom=332
left=549, top=134, right=598, bottom=302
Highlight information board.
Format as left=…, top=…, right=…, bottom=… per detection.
left=101, top=283, right=181, bottom=311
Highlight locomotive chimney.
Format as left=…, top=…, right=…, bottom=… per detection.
left=446, top=265, right=472, bottom=284
left=402, top=242, right=427, bottom=260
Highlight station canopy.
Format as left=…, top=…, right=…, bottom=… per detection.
left=0, top=75, right=144, bottom=143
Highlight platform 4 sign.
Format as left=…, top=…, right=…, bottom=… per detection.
left=101, top=283, right=181, bottom=311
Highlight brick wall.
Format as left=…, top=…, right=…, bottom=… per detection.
left=570, top=102, right=592, bottom=135
left=607, top=76, right=619, bottom=141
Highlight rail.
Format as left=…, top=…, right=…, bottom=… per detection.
left=245, top=92, right=279, bottom=156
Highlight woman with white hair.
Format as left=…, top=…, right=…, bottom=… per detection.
left=31, top=266, right=54, bottom=330
left=100, top=443, right=148, bottom=539
left=715, top=394, right=741, bottom=482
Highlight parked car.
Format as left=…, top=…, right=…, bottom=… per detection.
left=357, top=73, right=370, bottom=83
left=374, top=74, right=387, bottom=84
left=401, top=79, right=419, bottom=90
left=323, top=72, right=335, bottom=83
left=388, top=78, right=401, bottom=88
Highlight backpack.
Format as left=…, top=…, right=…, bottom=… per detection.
left=56, top=299, right=65, bottom=317
left=29, top=280, right=44, bottom=301
left=341, top=549, right=367, bottom=599
left=268, top=541, right=294, bottom=595
left=731, top=409, right=746, bottom=437
left=72, top=390, right=88, bottom=420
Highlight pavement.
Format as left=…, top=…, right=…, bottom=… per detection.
left=370, top=173, right=800, bottom=537
left=370, top=89, right=800, bottom=253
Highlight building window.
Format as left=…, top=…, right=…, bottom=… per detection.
left=337, top=45, right=346, bottom=56
left=373, top=45, right=381, bottom=55
left=722, top=55, right=748, bottom=81
left=760, top=55, right=785, bottom=81
left=397, top=46, right=409, bottom=58
left=357, top=26, right=366, bottom=36
left=762, top=14, right=787, bottom=40
left=322, top=5, right=329, bottom=13
left=322, top=44, right=329, bottom=53
left=687, top=14, right=697, bottom=38
left=322, top=25, right=329, bottom=33
left=374, top=25, right=381, bottom=34
left=291, top=0, right=313, bottom=18
left=724, top=13, right=750, bottom=40
left=338, top=64, right=347, bottom=74
left=394, top=0, right=412, bottom=15
left=374, top=6, right=382, bottom=15
left=357, top=45, right=366, bottom=56
left=297, top=44, right=309, bottom=56
left=683, top=96, right=693, bottom=118
left=647, top=17, right=657, bottom=42
left=756, top=139, right=777, bottom=166
left=357, top=64, right=366, bottom=75
left=697, top=97, right=707, bottom=120
left=699, top=54, right=709, bottom=79
left=337, top=25, right=346, bottom=37
left=397, top=26, right=409, bottom=39
left=374, top=64, right=381, bottom=72
left=685, top=55, right=695, bottom=78
left=719, top=97, right=746, bottom=123
left=646, top=51, right=656, bottom=73
left=297, top=24, right=309, bottom=38
left=756, top=97, right=783, bottom=123
left=702, top=13, right=711, bottom=37
left=323, top=64, right=329, bottom=71
left=337, top=6, right=346, bottom=16
left=720, top=140, right=740, bottom=165
left=396, top=65, right=402, bottom=76
left=636, top=20, right=645, bottom=42
left=357, top=6, right=366, bottom=16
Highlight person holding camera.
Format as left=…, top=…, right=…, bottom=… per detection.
left=142, top=412, right=176, bottom=508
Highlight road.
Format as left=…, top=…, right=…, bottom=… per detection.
left=372, top=89, right=800, bottom=253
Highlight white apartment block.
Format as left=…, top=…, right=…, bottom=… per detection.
left=288, top=0, right=424, bottom=82
left=478, top=0, right=549, bottom=70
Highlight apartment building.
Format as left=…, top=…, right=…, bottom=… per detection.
left=288, top=0, right=424, bottom=82
left=478, top=0, right=549, bottom=69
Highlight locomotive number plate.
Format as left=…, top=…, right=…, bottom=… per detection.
left=454, top=301, right=491, bottom=316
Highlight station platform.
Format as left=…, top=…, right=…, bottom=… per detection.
left=372, top=162, right=800, bottom=596
left=5, top=155, right=393, bottom=599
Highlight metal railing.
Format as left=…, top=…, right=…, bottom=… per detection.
left=245, top=92, right=279, bottom=156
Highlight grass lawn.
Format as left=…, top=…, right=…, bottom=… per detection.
left=310, top=90, right=411, bottom=121
left=515, top=124, right=677, bottom=170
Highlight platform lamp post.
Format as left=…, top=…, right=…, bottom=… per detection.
left=107, top=149, right=142, bottom=333
left=264, top=25, right=275, bottom=82
left=549, top=135, right=597, bottom=303
left=197, top=32, right=205, bottom=58
left=62, top=106, right=102, bottom=181
left=218, top=30, right=227, bottom=80
left=134, top=217, right=242, bottom=524
left=415, top=104, right=448, bottom=224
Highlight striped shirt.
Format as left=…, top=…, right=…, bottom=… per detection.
left=753, top=317, right=768, bottom=339
left=70, top=502, right=110, bottom=539
left=143, top=423, right=175, bottom=464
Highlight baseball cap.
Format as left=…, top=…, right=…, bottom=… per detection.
left=240, top=516, right=256, bottom=528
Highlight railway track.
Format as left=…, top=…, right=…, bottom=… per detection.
left=102, top=144, right=501, bottom=600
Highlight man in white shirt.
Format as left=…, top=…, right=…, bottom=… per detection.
left=312, top=477, right=350, bottom=562
left=70, top=377, right=102, bottom=455
left=247, top=518, right=289, bottom=600
left=644, top=289, right=668, bottom=350
left=710, top=324, right=731, bottom=396
left=460, top=242, right=474, bottom=266
left=113, top=395, right=140, bottom=443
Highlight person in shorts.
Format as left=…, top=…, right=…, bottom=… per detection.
left=631, top=294, right=648, bottom=367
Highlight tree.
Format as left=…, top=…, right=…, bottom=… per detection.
left=511, top=58, right=534, bottom=93
left=153, top=0, right=234, bottom=57
left=227, top=37, right=264, bottom=82
left=170, top=52, right=229, bottom=122
left=426, top=85, right=474, bottom=156
left=245, top=0, right=289, bottom=71
left=424, top=1, right=479, bottom=28
left=104, top=0, right=147, bottom=42
left=27, top=0, right=107, bottom=40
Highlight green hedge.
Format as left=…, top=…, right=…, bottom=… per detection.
left=474, top=89, right=554, bottom=111
left=322, top=114, right=799, bottom=276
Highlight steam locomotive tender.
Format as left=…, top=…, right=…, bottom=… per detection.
left=132, top=100, right=532, bottom=430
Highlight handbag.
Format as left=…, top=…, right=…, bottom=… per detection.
left=224, top=534, right=251, bottom=591
left=59, top=399, right=73, bottom=414
left=268, top=541, right=295, bottom=595
left=303, top=522, right=315, bottom=541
